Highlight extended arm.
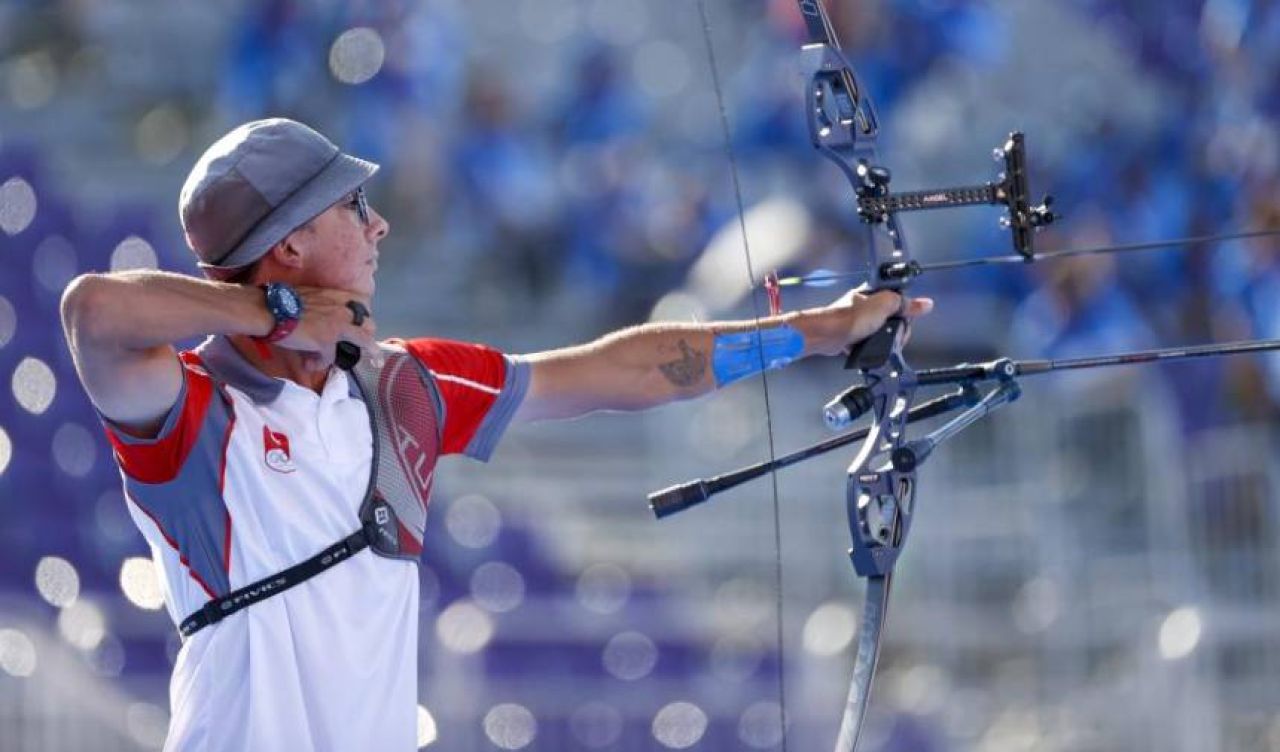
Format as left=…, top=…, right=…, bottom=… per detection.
left=513, top=290, right=930, bottom=422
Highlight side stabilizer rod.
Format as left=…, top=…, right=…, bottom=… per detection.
left=648, top=388, right=978, bottom=519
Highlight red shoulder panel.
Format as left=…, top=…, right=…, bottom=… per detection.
left=398, top=338, right=506, bottom=455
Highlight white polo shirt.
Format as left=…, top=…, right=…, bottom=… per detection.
left=102, top=335, right=529, bottom=752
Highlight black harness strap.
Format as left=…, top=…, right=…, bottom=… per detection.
left=178, top=522, right=377, bottom=638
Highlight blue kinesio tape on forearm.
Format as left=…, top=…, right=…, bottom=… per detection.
left=712, top=325, right=806, bottom=386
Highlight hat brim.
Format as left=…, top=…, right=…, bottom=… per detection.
left=198, top=153, right=379, bottom=277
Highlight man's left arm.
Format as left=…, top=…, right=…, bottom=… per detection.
left=513, top=289, right=932, bottom=423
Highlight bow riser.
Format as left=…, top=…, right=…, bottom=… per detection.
left=799, top=43, right=916, bottom=295
left=845, top=352, right=918, bottom=577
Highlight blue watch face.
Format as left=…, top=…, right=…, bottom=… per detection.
left=279, top=289, right=300, bottom=317
left=267, top=283, right=302, bottom=320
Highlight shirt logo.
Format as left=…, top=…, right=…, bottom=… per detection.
left=263, top=424, right=296, bottom=474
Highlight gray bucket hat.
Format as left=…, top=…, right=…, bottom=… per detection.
left=179, top=118, right=379, bottom=278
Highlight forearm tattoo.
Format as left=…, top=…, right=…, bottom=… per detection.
left=658, top=339, right=708, bottom=387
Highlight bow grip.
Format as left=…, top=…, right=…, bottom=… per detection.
left=845, top=316, right=906, bottom=371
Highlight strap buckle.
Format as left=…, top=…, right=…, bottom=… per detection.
left=201, top=598, right=226, bottom=626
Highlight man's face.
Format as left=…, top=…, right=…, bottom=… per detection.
left=289, top=188, right=389, bottom=297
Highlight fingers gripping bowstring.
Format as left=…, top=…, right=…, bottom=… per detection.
left=696, top=1, right=790, bottom=746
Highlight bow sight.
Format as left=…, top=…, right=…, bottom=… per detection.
left=854, top=131, right=1057, bottom=264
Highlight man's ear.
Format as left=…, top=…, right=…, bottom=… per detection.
left=265, top=234, right=306, bottom=270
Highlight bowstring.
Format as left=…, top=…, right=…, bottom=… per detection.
left=695, top=1, right=789, bottom=747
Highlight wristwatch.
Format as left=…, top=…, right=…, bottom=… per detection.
left=257, top=282, right=303, bottom=343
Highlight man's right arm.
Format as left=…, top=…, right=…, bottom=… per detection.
left=59, top=271, right=379, bottom=438
left=59, top=271, right=277, bottom=437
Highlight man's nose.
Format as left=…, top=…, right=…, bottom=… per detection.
left=368, top=207, right=390, bottom=240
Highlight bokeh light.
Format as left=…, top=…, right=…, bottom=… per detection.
left=12, top=356, right=57, bottom=415
left=649, top=290, right=706, bottom=324
left=483, top=703, right=537, bottom=750
left=575, top=563, right=631, bottom=615
left=652, top=701, right=708, bottom=749
left=329, top=28, right=385, bottom=85
left=110, top=235, right=158, bottom=272
left=445, top=494, right=501, bottom=549
left=119, top=556, right=165, bottom=611
left=738, top=701, right=785, bottom=749
left=889, top=663, right=950, bottom=716
left=1159, top=606, right=1202, bottom=660
left=1012, top=576, right=1061, bottom=634
left=802, top=601, right=857, bottom=657
left=417, top=704, right=438, bottom=748
left=713, top=578, right=772, bottom=629
left=602, top=630, right=658, bottom=681
left=0, top=425, right=12, bottom=476
left=435, top=599, right=494, bottom=654
left=0, top=294, right=15, bottom=348
left=0, top=628, right=38, bottom=678
left=57, top=599, right=106, bottom=651
left=470, top=561, right=525, bottom=613
left=35, top=556, right=80, bottom=608
left=0, top=176, right=37, bottom=234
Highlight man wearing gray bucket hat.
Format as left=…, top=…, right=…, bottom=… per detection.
left=182, top=118, right=381, bottom=280
left=60, top=118, right=928, bottom=750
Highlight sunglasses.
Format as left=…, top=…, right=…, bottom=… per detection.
left=347, top=186, right=371, bottom=225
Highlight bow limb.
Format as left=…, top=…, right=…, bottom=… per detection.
left=835, top=573, right=891, bottom=752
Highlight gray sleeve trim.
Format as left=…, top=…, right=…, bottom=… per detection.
left=100, top=367, right=190, bottom=446
left=464, top=355, right=531, bottom=461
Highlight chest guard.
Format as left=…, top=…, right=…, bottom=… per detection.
left=178, top=343, right=444, bottom=638
left=348, top=343, right=443, bottom=562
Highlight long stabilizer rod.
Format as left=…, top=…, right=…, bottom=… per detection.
left=920, top=227, right=1280, bottom=273
left=917, top=337, right=1280, bottom=386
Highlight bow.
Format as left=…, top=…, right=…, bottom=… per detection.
left=695, top=1, right=1051, bottom=747
left=658, top=2, right=1280, bottom=750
